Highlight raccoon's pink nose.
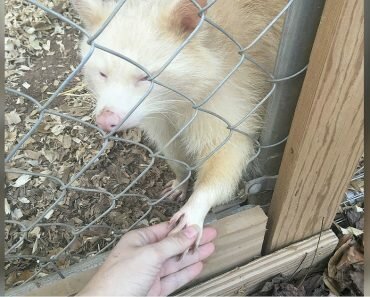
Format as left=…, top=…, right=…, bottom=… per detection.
left=96, top=109, right=123, bottom=132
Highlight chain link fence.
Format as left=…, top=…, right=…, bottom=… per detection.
left=4, top=0, right=316, bottom=291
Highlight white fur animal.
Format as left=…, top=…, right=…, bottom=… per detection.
left=73, top=0, right=285, bottom=245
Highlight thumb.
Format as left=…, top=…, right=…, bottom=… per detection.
left=150, top=225, right=199, bottom=260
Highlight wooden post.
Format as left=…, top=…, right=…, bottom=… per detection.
left=263, top=0, right=364, bottom=254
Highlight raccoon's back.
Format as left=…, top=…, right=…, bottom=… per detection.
left=205, top=0, right=286, bottom=71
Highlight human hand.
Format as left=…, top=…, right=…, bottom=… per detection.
left=78, top=222, right=217, bottom=296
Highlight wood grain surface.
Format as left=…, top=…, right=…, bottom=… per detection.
left=263, top=0, right=364, bottom=253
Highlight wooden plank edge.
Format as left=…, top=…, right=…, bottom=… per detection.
left=195, top=206, right=267, bottom=283
left=178, top=229, right=338, bottom=296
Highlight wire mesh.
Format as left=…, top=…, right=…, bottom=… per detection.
left=4, top=0, right=311, bottom=290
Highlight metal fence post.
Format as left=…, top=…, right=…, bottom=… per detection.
left=247, top=0, right=326, bottom=205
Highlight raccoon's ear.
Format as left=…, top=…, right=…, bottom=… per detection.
left=171, top=0, right=208, bottom=33
left=72, top=0, right=114, bottom=29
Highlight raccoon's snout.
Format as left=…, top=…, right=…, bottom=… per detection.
left=96, top=109, right=123, bottom=132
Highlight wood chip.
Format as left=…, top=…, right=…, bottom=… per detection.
left=29, top=226, right=41, bottom=238
left=5, top=199, right=11, bottom=215
left=11, top=208, right=23, bottom=220
left=12, top=174, right=31, bottom=187
left=63, top=135, right=72, bottom=148
left=18, top=197, right=30, bottom=204
left=22, top=82, right=31, bottom=89
left=44, top=209, right=54, bottom=220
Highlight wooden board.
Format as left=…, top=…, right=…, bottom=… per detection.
left=7, top=206, right=267, bottom=296
left=263, top=0, right=364, bottom=253
left=179, top=230, right=338, bottom=296
left=196, top=206, right=267, bottom=283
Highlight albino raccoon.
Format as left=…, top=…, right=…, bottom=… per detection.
left=73, top=0, right=284, bottom=245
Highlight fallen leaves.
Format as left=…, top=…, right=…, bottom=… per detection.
left=251, top=274, right=330, bottom=296
left=5, top=0, right=78, bottom=87
left=343, top=207, right=364, bottom=230
left=324, top=235, right=364, bottom=296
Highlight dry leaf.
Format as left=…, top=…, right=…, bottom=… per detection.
left=63, top=135, right=72, bottom=148
left=5, top=110, right=21, bottom=125
left=42, top=149, right=58, bottom=163
left=69, top=237, right=83, bottom=253
left=24, top=150, right=41, bottom=160
left=337, top=245, right=364, bottom=269
left=344, top=227, right=363, bottom=236
left=326, top=236, right=364, bottom=295
left=11, top=208, right=23, bottom=220
left=29, top=226, right=41, bottom=237
left=5, top=130, right=17, bottom=142
left=51, top=124, right=65, bottom=136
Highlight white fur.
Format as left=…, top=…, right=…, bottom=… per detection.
left=75, top=0, right=286, bottom=240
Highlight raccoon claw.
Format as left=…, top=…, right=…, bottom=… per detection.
left=169, top=211, right=186, bottom=230
left=160, top=179, right=188, bottom=201
left=169, top=208, right=203, bottom=259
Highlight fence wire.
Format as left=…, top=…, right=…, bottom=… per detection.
left=4, top=0, right=309, bottom=289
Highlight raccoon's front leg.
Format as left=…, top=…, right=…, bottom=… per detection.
left=170, top=136, right=254, bottom=247
left=160, top=153, right=190, bottom=202
left=144, top=119, right=191, bottom=201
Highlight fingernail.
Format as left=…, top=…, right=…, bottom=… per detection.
left=183, top=226, right=198, bottom=239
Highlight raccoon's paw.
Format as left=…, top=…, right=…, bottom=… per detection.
left=169, top=206, right=205, bottom=259
left=160, top=179, right=189, bottom=202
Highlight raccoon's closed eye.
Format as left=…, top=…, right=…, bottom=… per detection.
left=99, top=72, right=108, bottom=78
left=139, top=75, right=149, bottom=82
